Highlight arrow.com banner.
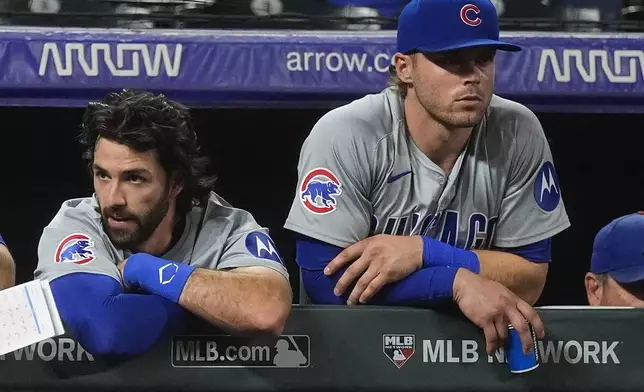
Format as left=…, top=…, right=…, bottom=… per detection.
left=0, top=28, right=641, bottom=108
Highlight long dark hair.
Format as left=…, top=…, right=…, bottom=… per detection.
left=78, top=89, right=215, bottom=216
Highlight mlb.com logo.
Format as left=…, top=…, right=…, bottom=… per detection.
left=383, top=334, right=415, bottom=369
left=55, top=233, right=95, bottom=265
left=300, top=168, right=342, bottom=215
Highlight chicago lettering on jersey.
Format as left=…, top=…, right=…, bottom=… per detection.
left=373, top=209, right=498, bottom=250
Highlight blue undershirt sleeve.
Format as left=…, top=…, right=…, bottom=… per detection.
left=50, top=272, right=189, bottom=356
left=296, top=234, right=455, bottom=305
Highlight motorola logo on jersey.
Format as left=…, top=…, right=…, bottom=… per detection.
left=533, top=161, right=561, bottom=212
left=300, top=168, right=343, bottom=215
left=460, top=4, right=482, bottom=26
left=54, top=233, right=95, bottom=265
left=245, top=232, right=283, bottom=264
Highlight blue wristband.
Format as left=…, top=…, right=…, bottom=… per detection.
left=123, top=253, right=196, bottom=303
left=421, top=236, right=481, bottom=274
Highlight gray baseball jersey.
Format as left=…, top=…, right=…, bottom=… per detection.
left=35, top=192, right=289, bottom=284
left=285, top=88, right=570, bottom=252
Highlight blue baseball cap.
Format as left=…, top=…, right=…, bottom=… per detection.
left=396, top=0, right=521, bottom=54
left=591, top=212, right=644, bottom=283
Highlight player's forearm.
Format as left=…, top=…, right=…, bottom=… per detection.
left=472, top=250, right=548, bottom=305
left=123, top=254, right=290, bottom=335
left=302, top=266, right=456, bottom=305
left=51, top=273, right=188, bottom=356
left=0, top=245, right=16, bottom=289
left=178, top=267, right=292, bottom=335
left=421, top=236, right=547, bottom=305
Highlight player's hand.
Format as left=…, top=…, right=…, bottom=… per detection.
left=452, top=268, right=545, bottom=356
left=324, top=235, right=423, bottom=305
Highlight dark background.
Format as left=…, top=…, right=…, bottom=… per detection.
left=0, top=106, right=642, bottom=306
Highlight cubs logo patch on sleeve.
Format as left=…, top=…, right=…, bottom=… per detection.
left=533, top=161, right=561, bottom=212
left=55, top=233, right=96, bottom=265
left=245, top=232, right=284, bottom=264
left=299, top=168, right=343, bottom=215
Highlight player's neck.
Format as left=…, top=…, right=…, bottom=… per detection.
left=403, top=96, right=472, bottom=174
left=135, top=204, right=179, bottom=256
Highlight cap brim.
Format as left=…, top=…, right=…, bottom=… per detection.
left=416, top=39, right=522, bottom=53
left=608, top=265, right=644, bottom=284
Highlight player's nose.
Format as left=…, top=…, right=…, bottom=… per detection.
left=102, top=181, right=126, bottom=207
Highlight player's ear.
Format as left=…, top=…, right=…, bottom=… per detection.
left=394, top=53, right=413, bottom=84
left=584, top=272, right=603, bottom=306
left=169, top=172, right=184, bottom=198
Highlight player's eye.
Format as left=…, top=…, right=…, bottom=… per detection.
left=432, top=55, right=455, bottom=66
left=94, top=172, right=109, bottom=180
left=127, top=175, right=145, bottom=184
left=475, top=53, right=495, bottom=65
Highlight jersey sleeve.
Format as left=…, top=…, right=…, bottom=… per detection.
left=492, top=106, right=571, bottom=249
left=0, top=233, right=5, bottom=246
left=284, top=109, right=374, bottom=248
left=192, top=206, right=290, bottom=280
left=34, top=207, right=121, bottom=284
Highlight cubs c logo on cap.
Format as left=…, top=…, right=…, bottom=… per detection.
left=460, top=4, right=482, bottom=26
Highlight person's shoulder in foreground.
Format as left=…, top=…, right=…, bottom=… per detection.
left=285, top=0, right=570, bottom=356
left=585, top=212, right=644, bottom=307
left=34, top=89, right=292, bottom=357
left=0, top=233, right=15, bottom=289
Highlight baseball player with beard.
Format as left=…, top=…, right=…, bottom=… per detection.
left=35, top=90, right=292, bottom=356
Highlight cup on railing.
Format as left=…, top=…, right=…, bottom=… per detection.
left=505, top=324, right=539, bottom=374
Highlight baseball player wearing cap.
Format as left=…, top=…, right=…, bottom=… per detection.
left=285, top=0, right=570, bottom=355
left=34, top=90, right=292, bottom=356
left=0, top=233, right=15, bottom=289
left=585, top=212, right=644, bottom=307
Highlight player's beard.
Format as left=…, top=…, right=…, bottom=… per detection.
left=98, top=194, right=170, bottom=251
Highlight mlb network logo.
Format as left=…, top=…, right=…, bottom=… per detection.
left=383, top=334, right=415, bottom=369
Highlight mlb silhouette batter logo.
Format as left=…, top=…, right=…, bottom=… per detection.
left=55, top=233, right=95, bottom=265
left=383, top=334, right=415, bottom=369
left=300, top=168, right=343, bottom=215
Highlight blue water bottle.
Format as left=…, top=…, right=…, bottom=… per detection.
left=505, top=324, right=539, bottom=373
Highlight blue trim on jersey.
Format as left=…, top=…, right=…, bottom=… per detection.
left=50, top=273, right=188, bottom=356
left=495, top=238, right=552, bottom=263
left=296, top=234, right=455, bottom=305
left=0, top=233, right=5, bottom=246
